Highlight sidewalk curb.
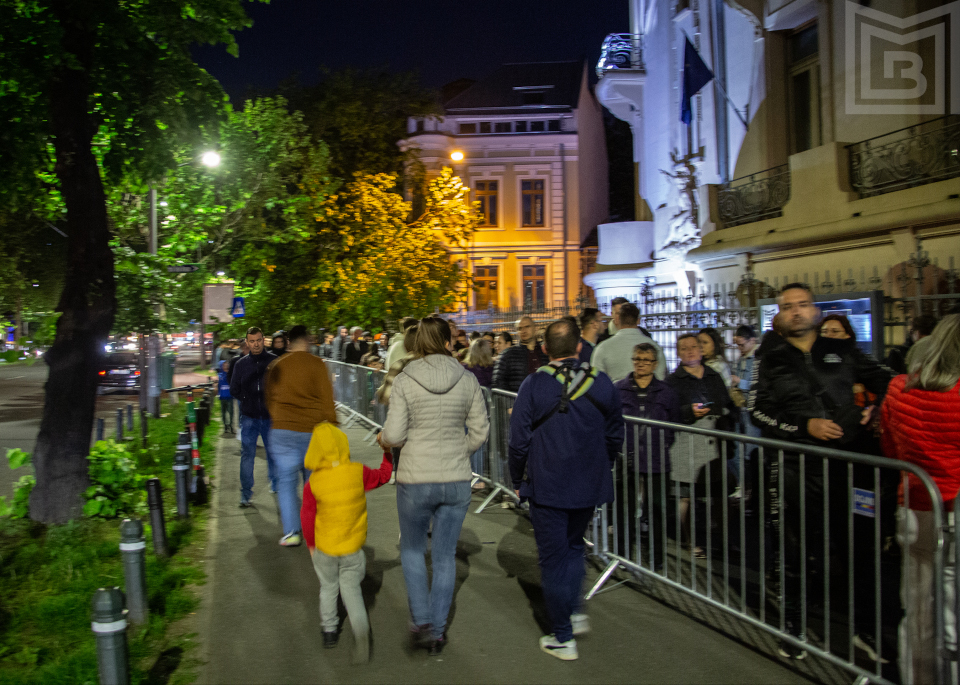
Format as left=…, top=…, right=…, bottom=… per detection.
left=196, top=419, right=227, bottom=685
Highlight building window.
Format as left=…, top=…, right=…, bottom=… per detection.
left=416, top=119, right=425, bottom=132
left=515, top=121, right=528, bottom=133
left=530, top=121, right=546, bottom=132
left=459, top=123, right=476, bottom=134
left=479, top=122, right=491, bottom=134
left=495, top=122, right=511, bottom=133
left=521, top=180, right=545, bottom=227
left=522, top=265, right=546, bottom=309
left=522, top=91, right=545, bottom=105
left=474, top=266, right=498, bottom=309
left=788, top=23, right=821, bottom=154
left=476, top=181, right=498, bottom=226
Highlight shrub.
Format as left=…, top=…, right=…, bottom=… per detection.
left=82, top=440, right=151, bottom=518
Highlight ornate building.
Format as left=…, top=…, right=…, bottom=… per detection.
left=399, top=61, right=609, bottom=312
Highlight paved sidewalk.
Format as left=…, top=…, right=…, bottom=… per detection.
left=197, top=415, right=811, bottom=684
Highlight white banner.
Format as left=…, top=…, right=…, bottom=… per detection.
left=202, top=283, right=235, bottom=324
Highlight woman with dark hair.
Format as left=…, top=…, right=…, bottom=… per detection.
left=697, top=327, right=732, bottom=388
left=378, top=317, right=490, bottom=655
left=821, top=314, right=857, bottom=340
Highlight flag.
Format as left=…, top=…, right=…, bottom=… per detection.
left=681, top=37, right=714, bottom=125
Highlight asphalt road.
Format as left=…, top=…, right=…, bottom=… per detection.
left=0, top=349, right=207, bottom=498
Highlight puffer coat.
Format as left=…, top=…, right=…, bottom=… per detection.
left=380, top=354, right=490, bottom=484
left=881, top=375, right=960, bottom=511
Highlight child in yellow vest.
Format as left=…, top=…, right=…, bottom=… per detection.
left=300, top=423, right=393, bottom=663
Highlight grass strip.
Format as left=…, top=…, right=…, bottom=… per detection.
left=0, top=397, right=219, bottom=685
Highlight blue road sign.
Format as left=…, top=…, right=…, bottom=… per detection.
left=231, top=297, right=245, bottom=318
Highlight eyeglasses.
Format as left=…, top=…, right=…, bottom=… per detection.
left=632, top=358, right=656, bottom=364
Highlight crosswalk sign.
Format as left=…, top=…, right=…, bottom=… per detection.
left=231, top=297, right=245, bottom=318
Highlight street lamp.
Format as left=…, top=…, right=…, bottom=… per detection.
left=450, top=150, right=464, bottom=162
left=201, top=151, right=221, bottom=168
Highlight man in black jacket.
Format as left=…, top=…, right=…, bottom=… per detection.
left=229, top=326, right=277, bottom=507
left=493, top=316, right=547, bottom=392
left=749, top=283, right=892, bottom=661
left=343, top=327, right=368, bottom=365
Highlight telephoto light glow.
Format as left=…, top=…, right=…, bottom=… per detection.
left=450, top=151, right=464, bottom=161
left=201, top=151, right=221, bottom=167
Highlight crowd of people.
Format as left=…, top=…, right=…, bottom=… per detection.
left=210, top=291, right=960, bottom=676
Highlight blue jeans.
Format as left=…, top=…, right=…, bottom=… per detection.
left=396, top=481, right=471, bottom=639
left=240, top=415, right=275, bottom=501
left=528, top=503, right=594, bottom=642
left=270, top=428, right=312, bottom=535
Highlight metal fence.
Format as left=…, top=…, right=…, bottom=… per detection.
left=328, top=358, right=954, bottom=684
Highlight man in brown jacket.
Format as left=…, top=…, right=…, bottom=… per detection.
left=266, top=324, right=338, bottom=547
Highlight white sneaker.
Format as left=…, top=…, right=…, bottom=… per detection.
left=279, top=532, right=302, bottom=547
left=571, top=613, right=590, bottom=636
left=539, top=634, right=578, bottom=661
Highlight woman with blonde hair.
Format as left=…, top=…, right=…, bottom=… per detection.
left=462, top=338, right=495, bottom=489
left=378, top=317, right=490, bottom=655
left=881, top=313, right=960, bottom=684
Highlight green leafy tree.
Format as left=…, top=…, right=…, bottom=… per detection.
left=0, top=0, right=260, bottom=523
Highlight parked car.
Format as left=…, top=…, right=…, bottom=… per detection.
left=98, top=352, right=141, bottom=392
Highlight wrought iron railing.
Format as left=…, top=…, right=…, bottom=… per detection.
left=717, top=164, right=791, bottom=228
left=847, top=115, right=960, bottom=199
left=596, top=33, right=644, bottom=78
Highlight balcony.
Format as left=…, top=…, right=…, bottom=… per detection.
left=596, top=33, right=644, bottom=78
left=717, top=164, right=791, bottom=228
left=847, top=115, right=960, bottom=199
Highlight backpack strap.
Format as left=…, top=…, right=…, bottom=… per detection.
left=530, top=364, right=601, bottom=432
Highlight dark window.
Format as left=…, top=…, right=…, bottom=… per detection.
left=787, top=23, right=821, bottom=154
left=474, top=265, right=499, bottom=309
left=521, top=180, right=545, bottom=227
left=548, top=120, right=561, bottom=132
left=530, top=121, right=546, bottom=132
left=495, top=122, right=511, bottom=133
left=106, top=353, right=138, bottom=365
left=459, top=123, right=476, bottom=134
left=476, top=181, right=498, bottom=226
left=522, top=92, right=545, bottom=105
left=479, top=122, right=492, bottom=134
left=416, top=119, right=425, bottom=132
left=515, top=121, right=528, bottom=133
left=790, top=24, right=819, bottom=62
left=522, top=265, right=546, bottom=308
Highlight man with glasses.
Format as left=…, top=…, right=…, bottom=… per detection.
left=614, top=343, right=680, bottom=572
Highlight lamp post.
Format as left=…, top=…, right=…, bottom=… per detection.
left=197, top=151, right=220, bottom=370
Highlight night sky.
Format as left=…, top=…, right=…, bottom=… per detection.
left=193, top=0, right=629, bottom=99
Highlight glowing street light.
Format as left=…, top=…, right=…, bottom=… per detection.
left=201, top=150, right=221, bottom=168
left=450, top=150, right=464, bottom=162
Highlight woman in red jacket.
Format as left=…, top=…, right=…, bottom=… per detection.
left=880, top=313, right=960, bottom=685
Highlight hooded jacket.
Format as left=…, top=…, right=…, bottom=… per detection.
left=380, top=354, right=490, bottom=484
left=749, top=334, right=891, bottom=446
left=217, top=360, right=232, bottom=400
left=300, top=423, right=393, bottom=556
left=228, top=350, right=276, bottom=419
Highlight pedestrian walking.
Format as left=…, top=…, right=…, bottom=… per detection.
left=218, top=359, right=235, bottom=434
left=614, top=343, right=680, bottom=570
left=509, top=318, right=624, bottom=661
left=319, top=333, right=334, bottom=359
left=265, top=325, right=338, bottom=546
left=229, top=327, right=278, bottom=507
left=378, top=317, right=489, bottom=656
left=386, top=317, right=418, bottom=371
left=577, top=308, right=603, bottom=364
left=592, top=303, right=666, bottom=383
left=271, top=330, right=288, bottom=357
left=749, top=282, right=892, bottom=661
left=880, top=314, right=960, bottom=685
left=331, top=326, right=348, bottom=362
left=492, top=316, right=546, bottom=392
left=344, top=327, right=368, bottom=365
left=729, top=324, right=759, bottom=498
left=301, top=423, right=394, bottom=663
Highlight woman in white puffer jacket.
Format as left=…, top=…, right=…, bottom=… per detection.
left=379, top=317, right=489, bottom=656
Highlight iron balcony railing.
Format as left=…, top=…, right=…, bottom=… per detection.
left=717, top=164, right=791, bottom=228
left=596, top=33, right=645, bottom=79
left=847, top=114, right=960, bottom=199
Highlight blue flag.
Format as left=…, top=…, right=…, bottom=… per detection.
left=681, top=37, right=714, bottom=125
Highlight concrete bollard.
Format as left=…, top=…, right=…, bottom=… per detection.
left=119, top=519, right=148, bottom=625
left=92, top=587, right=129, bottom=685
left=145, top=479, right=168, bottom=557
left=116, top=408, right=124, bottom=441
left=96, top=417, right=105, bottom=442
left=126, top=404, right=134, bottom=432
left=174, top=433, right=191, bottom=519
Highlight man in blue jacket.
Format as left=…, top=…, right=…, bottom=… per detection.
left=509, top=318, right=624, bottom=661
left=229, top=326, right=277, bottom=507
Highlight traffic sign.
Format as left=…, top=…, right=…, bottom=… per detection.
left=167, top=264, right=200, bottom=273
left=231, top=297, right=245, bottom=318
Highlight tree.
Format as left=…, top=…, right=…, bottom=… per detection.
left=0, top=0, right=260, bottom=523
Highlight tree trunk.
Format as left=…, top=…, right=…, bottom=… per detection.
left=29, top=4, right=115, bottom=524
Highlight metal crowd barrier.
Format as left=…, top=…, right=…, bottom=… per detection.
left=472, top=389, right=520, bottom=513
left=584, top=414, right=946, bottom=685
left=325, top=360, right=386, bottom=442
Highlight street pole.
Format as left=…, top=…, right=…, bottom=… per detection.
left=148, top=187, right=161, bottom=417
